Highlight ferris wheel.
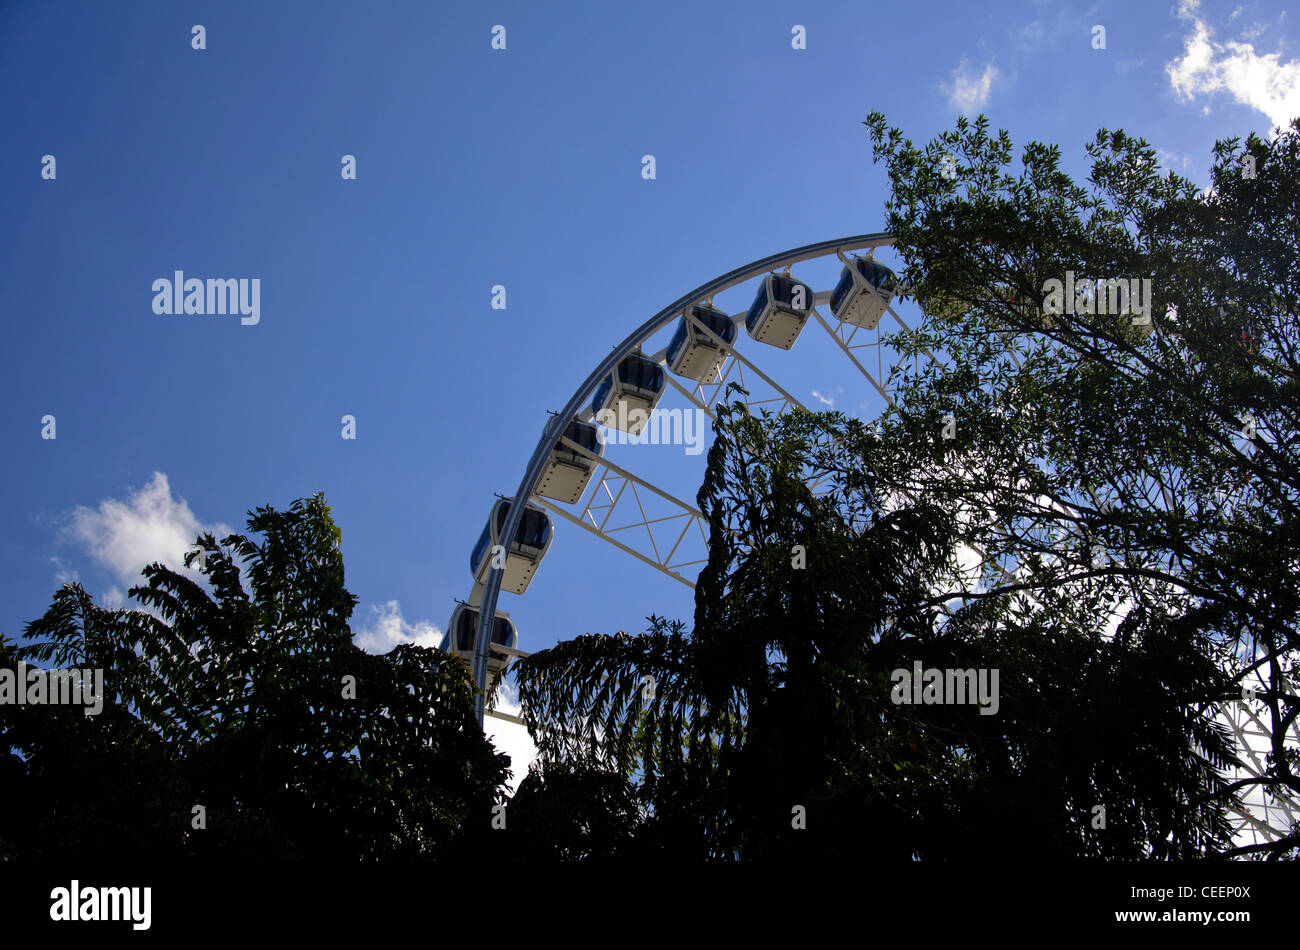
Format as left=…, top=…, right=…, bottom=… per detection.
left=454, top=233, right=902, bottom=704
left=449, top=233, right=1299, bottom=855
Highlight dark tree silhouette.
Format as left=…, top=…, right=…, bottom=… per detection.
left=1, top=493, right=508, bottom=860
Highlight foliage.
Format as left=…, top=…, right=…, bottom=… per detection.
left=1, top=493, right=507, bottom=859
left=863, top=111, right=1300, bottom=857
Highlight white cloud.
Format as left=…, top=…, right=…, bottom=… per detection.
left=66, top=472, right=231, bottom=592
left=353, top=600, right=443, bottom=653
left=485, top=681, right=539, bottom=795
left=49, top=556, right=78, bottom=587
left=1009, top=3, right=1076, bottom=54
left=944, top=56, right=998, bottom=113
left=811, top=389, right=835, bottom=407
left=1014, top=20, right=1047, bottom=49
left=1167, top=0, right=1300, bottom=133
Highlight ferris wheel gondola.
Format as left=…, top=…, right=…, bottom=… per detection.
left=447, top=603, right=517, bottom=681
left=591, top=354, right=666, bottom=434
left=831, top=251, right=899, bottom=330
left=745, top=272, right=815, bottom=349
left=536, top=418, right=603, bottom=504
left=666, top=304, right=737, bottom=382
left=469, top=498, right=553, bottom=594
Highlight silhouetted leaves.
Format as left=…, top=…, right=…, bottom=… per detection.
left=1, top=493, right=507, bottom=859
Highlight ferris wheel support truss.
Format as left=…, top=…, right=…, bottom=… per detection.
left=1216, top=659, right=1300, bottom=851
left=532, top=434, right=708, bottom=587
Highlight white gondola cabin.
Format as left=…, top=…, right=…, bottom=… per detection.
left=537, top=418, right=603, bottom=504
left=666, top=304, right=737, bottom=382
left=446, top=604, right=517, bottom=682
left=830, top=256, right=898, bottom=330
left=469, top=499, right=553, bottom=594
left=591, top=354, right=666, bottom=435
left=745, top=273, right=813, bottom=349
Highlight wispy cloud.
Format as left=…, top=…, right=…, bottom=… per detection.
left=1009, top=2, right=1075, bottom=54
left=49, top=556, right=78, bottom=587
left=353, top=600, right=443, bottom=653
left=944, top=56, right=998, bottom=113
left=1167, top=0, right=1300, bottom=133
left=1157, top=148, right=1195, bottom=171
left=1013, top=19, right=1047, bottom=50
left=811, top=389, right=835, bottom=408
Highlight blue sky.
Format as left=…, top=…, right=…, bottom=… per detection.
left=2, top=0, right=1296, bottom=780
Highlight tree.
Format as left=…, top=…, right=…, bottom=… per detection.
left=862, top=111, right=1300, bottom=857
left=1, top=493, right=508, bottom=859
